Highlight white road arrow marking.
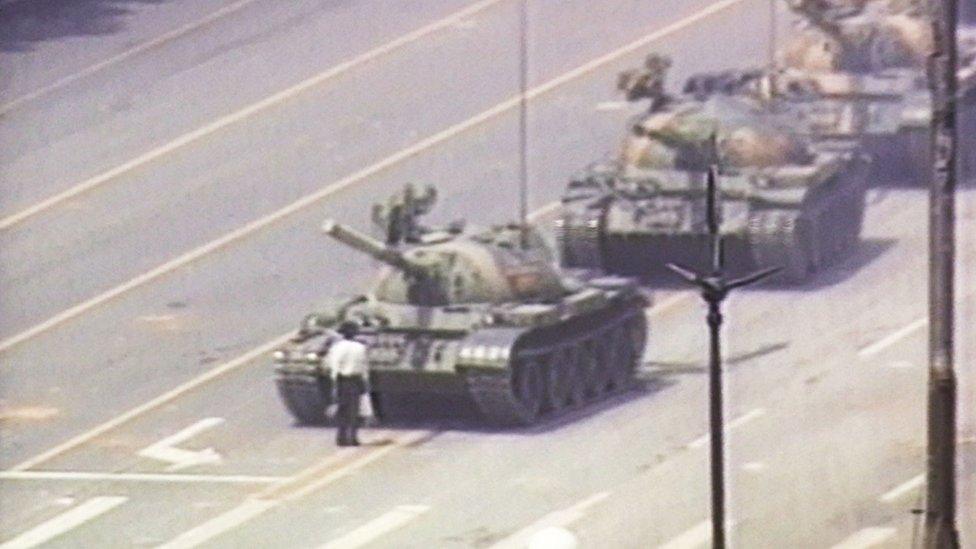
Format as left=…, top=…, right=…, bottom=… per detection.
left=0, top=496, right=127, bottom=549
left=138, top=417, right=224, bottom=471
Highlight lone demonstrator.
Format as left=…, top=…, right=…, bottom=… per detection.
left=327, top=321, right=369, bottom=446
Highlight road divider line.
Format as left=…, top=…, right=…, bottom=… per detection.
left=0, top=496, right=127, bottom=549
left=0, top=0, right=505, bottom=232
left=0, top=0, right=747, bottom=354
left=687, top=408, right=766, bottom=450
left=489, top=492, right=610, bottom=549
left=155, top=498, right=278, bottom=549
left=829, top=527, right=896, bottom=549
left=0, top=0, right=262, bottom=115
left=317, top=505, right=430, bottom=549
left=154, top=430, right=432, bottom=549
left=7, top=333, right=293, bottom=472
left=857, top=317, right=927, bottom=358
left=0, top=470, right=283, bottom=484
left=879, top=473, right=924, bottom=503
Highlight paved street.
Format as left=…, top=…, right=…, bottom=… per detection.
left=0, top=0, right=973, bottom=547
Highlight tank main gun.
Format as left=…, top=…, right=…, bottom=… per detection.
left=322, top=220, right=430, bottom=279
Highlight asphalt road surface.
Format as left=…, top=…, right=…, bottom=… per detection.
left=1, top=0, right=973, bottom=547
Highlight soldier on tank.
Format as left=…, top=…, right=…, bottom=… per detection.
left=327, top=321, right=369, bottom=446
left=371, top=183, right=437, bottom=245
left=618, top=54, right=673, bottom=111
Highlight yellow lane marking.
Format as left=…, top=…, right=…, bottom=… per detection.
left=0, top=0, right=508, bottom=231
left=155, top=431, right=432, bottom=549
left=0, top=0, right=262, bottom=115
left=0, top=405, right=59, bottom=422
left=0, top=0, right=746, bottom=355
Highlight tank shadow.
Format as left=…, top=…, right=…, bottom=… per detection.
left=635, top=237, right=897, bottom=292
left=363, top=378, right=676, bottom=435
left=0, top=0, right=167, bottom=52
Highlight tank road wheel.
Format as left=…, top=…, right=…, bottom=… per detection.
left=275, top=375, right=331, bottom=425
left=544, top=349, right=572, bottom=412
left=566, top=345, right=588, bottom=408
left=590, top=335, right=615, bottom=394
left=579, top=341, right=602, bottom=400
left=511, top=357, right=545, bottom=421
left=605, top=328, right=630, bottom=392
left=627, top=313, right=648, bottom=368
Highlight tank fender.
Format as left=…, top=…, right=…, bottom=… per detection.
left=456, top=328, right=524, bottom=371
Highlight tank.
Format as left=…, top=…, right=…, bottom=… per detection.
left=778, top=0, right=976, bottom=185
left=557, top=71, right=870, bottom=283
left=274, top=185, right=650, bottom=427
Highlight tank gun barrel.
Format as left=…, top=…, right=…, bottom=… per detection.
left=322, top=220, right=428, bottom=278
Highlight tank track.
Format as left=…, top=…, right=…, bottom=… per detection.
left=746, top=181, right=866, bottom=283
left=274, top=374, right=331, bottom=425
left=464, top=295, right=647, bottom=426
left=557, top=206, right=604, bottom=270
left=746, top=210, right=810, bottom=283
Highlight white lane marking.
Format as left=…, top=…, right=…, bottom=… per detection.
left=741, top=461, right=765, bottom=472
left=687, top=408, right=767, bottom=450
left=0, top=496, right=127, bottom=549
left=830, top=527, right=896, bottom=549
left=8, top=333, right=293, bottom=472
left=596, top=101, right=629, bottom=111
left=0, top=0, right=261, bottom=115
left=488, top=492, right=610, bottom=549
left=0, top=0, right=748, bottom=354
left=155, top=498, right=278, bottom=549
left=857, top=317, right=927, bottom=358
left=155, top=431, right=431, bottom=549
left=879, top=474, right=924, bottom=503
left=648, top=293, right=693, bottom=317
left=0, top=470, right=283, bottom=484
left=0, top=0, right=505, bottom=231
left=657, top=520, right=710, bottom=549
left=138, top=417, right=224, bottom=471
left=317, top=505, right=430, bottom=549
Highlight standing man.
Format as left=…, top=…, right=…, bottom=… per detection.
left=327, top=321, right=369, bottom=446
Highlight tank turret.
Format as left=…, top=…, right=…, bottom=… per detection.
left=274, top=185, right=650, bottom=427
left=783, top=0, right=933, bottom=73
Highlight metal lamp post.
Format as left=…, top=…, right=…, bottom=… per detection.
left=666, top=166, right=780, bottom=548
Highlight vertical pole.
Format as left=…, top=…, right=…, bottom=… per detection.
left=517, top=0, right=530, bottom=247
left=925, top=0, right=959, bottom=546
left=708, top=300, right=726, bottom=549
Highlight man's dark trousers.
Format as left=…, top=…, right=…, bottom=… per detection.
left=336, top=375, right=365, bottom=446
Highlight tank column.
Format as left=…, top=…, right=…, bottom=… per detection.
left=665, top=165, right=780, bottom=548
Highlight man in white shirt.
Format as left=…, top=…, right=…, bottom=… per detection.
left=327, top=321, right=370, bottom=446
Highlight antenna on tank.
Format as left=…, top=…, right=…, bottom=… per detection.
left=517, top=0, right=530, bottom=248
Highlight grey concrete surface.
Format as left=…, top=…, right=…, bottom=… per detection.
left=1, top=0, right=972, bottom=547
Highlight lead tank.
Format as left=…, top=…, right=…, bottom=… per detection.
left=558, top=73, right=870, bottom=283
left=780, top=0, right=976, bottom=184
left=274, top=185, right=649, bottom=427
